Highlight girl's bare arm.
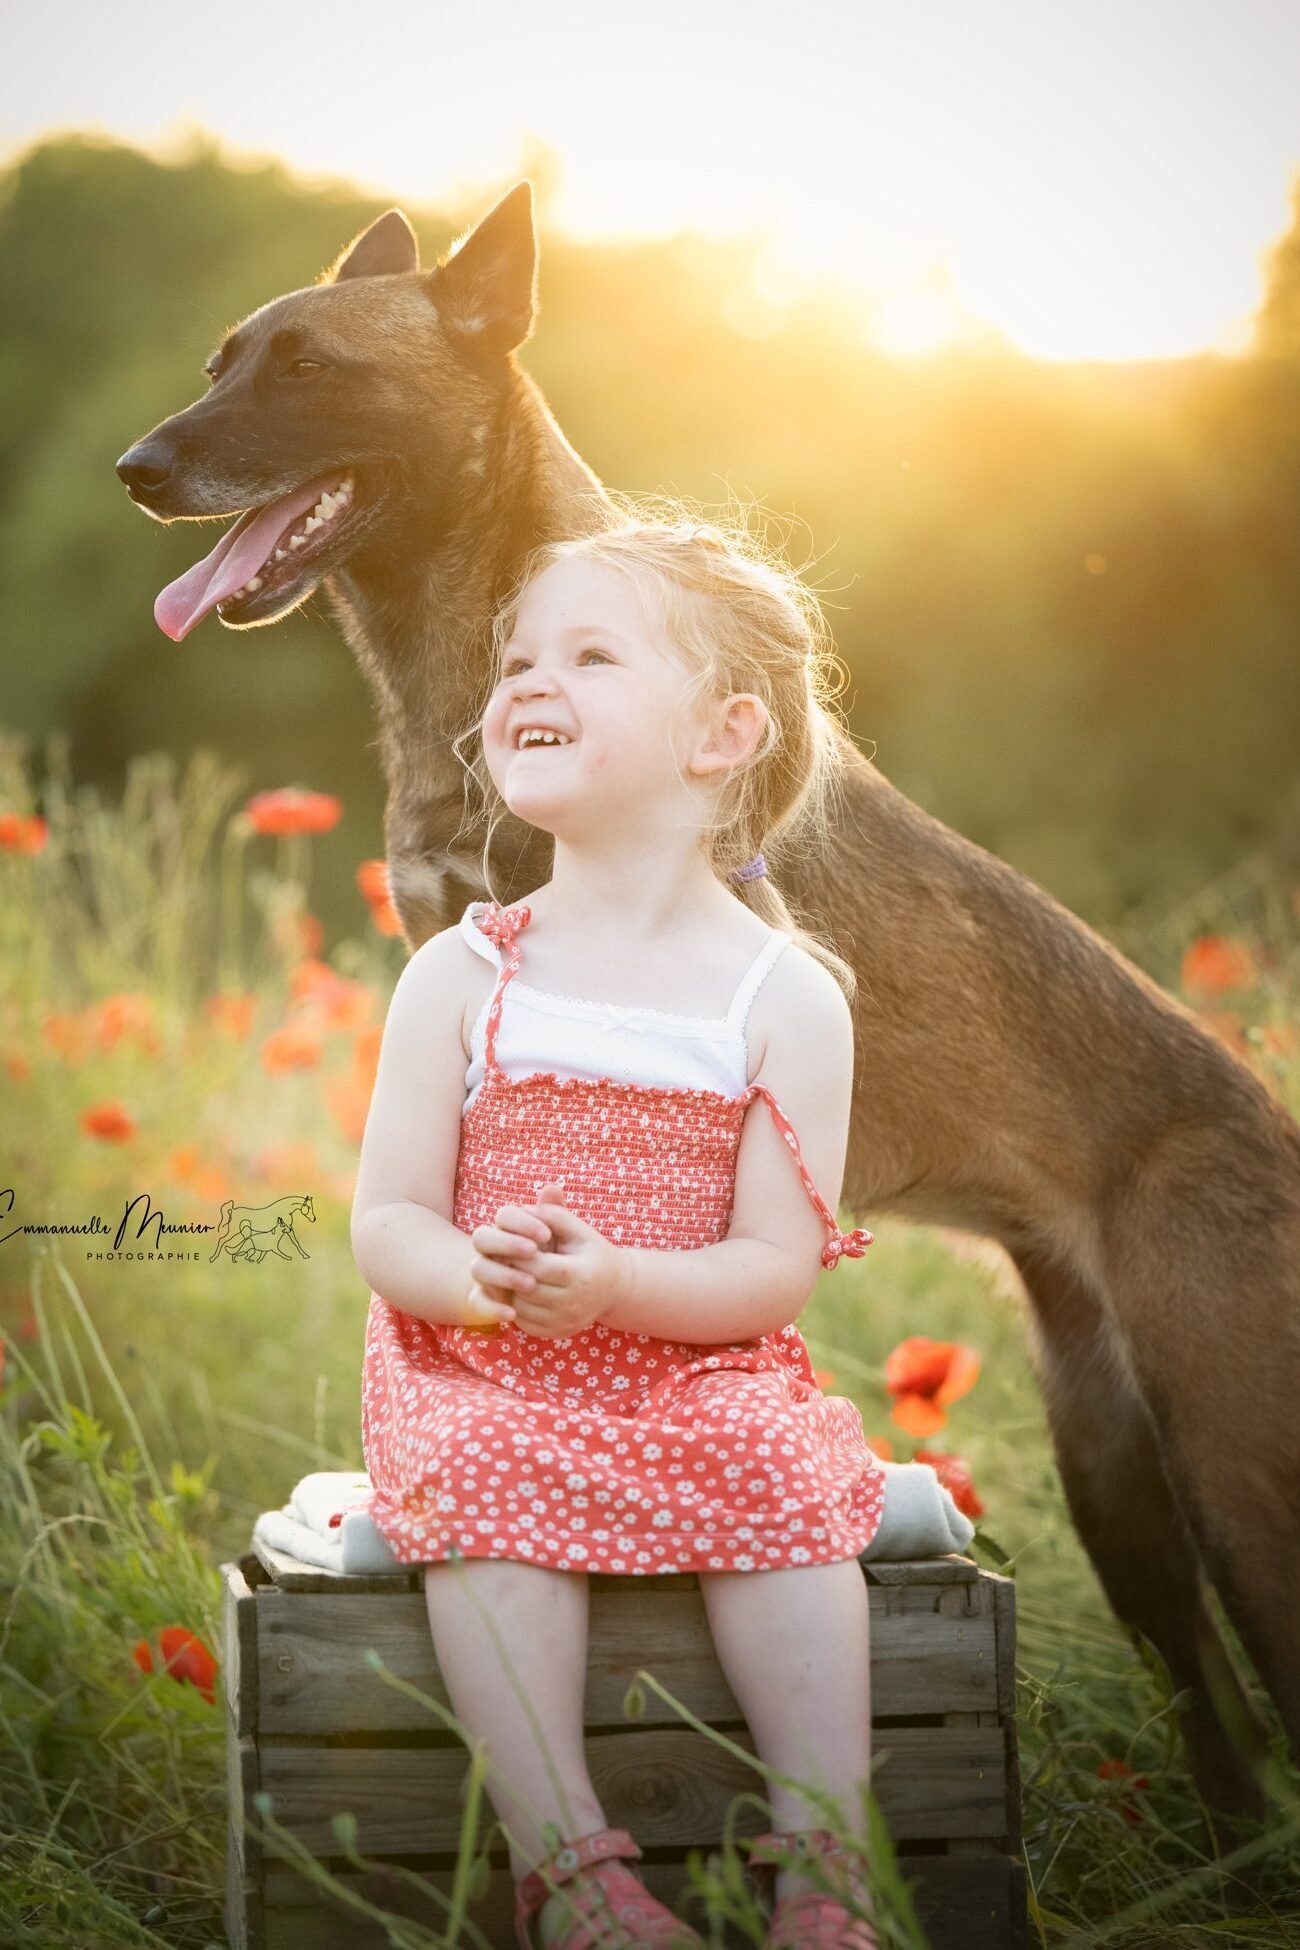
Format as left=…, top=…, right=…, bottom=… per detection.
left=351, top=928, right=509, bottom=1326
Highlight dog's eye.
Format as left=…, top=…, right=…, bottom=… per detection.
left=285, top=358, right=327, bottom=379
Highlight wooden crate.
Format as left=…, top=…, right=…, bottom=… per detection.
left=222, top=1542, right=1025, bottom=1950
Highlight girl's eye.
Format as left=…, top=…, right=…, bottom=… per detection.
left=499, top=648, right=611, bottom=678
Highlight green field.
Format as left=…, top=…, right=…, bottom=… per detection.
left=1, top=739, right=1298, bottom=1949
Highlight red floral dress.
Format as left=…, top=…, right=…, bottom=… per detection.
left=361, top=899, right=885, bottom=1574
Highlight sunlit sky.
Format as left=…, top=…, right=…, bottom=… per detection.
left=3, top=0, right=1298, bottom=361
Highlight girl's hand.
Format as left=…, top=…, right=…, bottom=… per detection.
left=500, top=1182, right=622, bottom=1340
left=460, top=1278, right=517, bottom=1331
left=462, top=1197, right=556, bottom=1332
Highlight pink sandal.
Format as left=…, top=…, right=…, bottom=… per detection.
left=514, top=1824, right=708, bottom=1949
left=745, top=1828, right=880, bottom=1949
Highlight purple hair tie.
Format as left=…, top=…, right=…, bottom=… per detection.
left=730, top=853, right=767, bottom=884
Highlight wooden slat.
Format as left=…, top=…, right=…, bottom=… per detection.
left=254, top=1722, right=1005, bottom=1856
left=226, top=1716, right=263, bottom=1950
left=257, top=1851, right=1022, bottom=1950
left=224, top=1820, right=253, bottom=1950
left=222, top=1558, right=261, bottom=1739
left=250, top=1535, right=979, bottom=1593
left=251, top=1539, right=422, bottom=1594
left=250, top=1573, right=999, bottom=1735
left=862, top=1553, right=979, bottom=1585
left=991, top=1572, right=1023, bottom=1855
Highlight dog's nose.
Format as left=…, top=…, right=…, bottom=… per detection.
left=116, top=444, right=172, bottom=498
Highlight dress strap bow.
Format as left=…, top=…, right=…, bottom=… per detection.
left=821, top=1226, right=875, bottom=1271
left=742, top=1081, right=876, bottom=1274
left=476, top=900, right=532, bottom=951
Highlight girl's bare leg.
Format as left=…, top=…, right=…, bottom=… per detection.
left=424, top=1555, right=609, bottom=1931
left=698, top=1558, right=873, bottom=1907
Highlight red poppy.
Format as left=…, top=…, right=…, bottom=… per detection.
left=1180, top=934, right=1258, bottom=997
left=244, top=788, right=343, bottom=837
left=1097, top=1756, right=1149, bottom=1824
left=260, top=1023, right=324, bottom=1073
left=866, top=1433, right=895, bottom=1460
left=80, top=1100, right=137, bottom=1142
left=290, top=958, right=341, bottom=1002
left=204, top=992, right=256, bottom=1039
left=0, top=812, right=48, bottom=853
left=912, top=1447, right=985, bottom=1520
left=43, top=1011, right=91, bottom=1062
left=289, top=960, right=375, bottom=1030
left=158, top=1625, right=218, bottom=1704
left=884, top=1336, right=981, bottom=1436
left=87, top=993, right=158, bottom=1055
left=4, top=1049, right=30, bottom=1081
left=357, top=858, right=404, bottom=937
left=811, top=1367, right=837, bottom=1391
left=132, top=1638, right=153, bottom=1676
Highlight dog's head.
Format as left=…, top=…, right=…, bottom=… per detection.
left=117, top=182, right=537, bottom=640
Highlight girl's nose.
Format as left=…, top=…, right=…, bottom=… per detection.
left=513, top=671, right=560, bottom=700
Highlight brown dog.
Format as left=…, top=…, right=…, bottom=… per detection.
left=118, top=183, right=1300, bottom=1827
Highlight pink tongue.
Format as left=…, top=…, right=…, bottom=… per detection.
left=154, top=471, right=347, bottom=641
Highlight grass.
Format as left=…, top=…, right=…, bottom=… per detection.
left=1, top=733, right=1299, bottom=1947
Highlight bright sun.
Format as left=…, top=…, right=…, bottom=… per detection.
left=10, top=0, right=1295, bottom=365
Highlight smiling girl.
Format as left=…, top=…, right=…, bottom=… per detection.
left=354, top=510, right=884, bottom=1948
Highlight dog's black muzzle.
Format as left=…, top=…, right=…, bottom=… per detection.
left=116, top=438, right=175, bottom=507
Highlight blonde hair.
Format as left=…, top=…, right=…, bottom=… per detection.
left=451, top=490, right=861, bottom=999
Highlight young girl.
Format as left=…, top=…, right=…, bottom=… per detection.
left=354, top=509, right=886, bottom=1950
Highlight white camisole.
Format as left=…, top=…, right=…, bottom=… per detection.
left=459, top=900, right=791, bottom=1114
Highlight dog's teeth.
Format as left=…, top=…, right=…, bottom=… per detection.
left=305, top=515, right=323, bottom=534
left=246, top=575, right=263, bottom=593
left=273, top=548, right=287, bottom=562
left=289, top=534, right=305, bottom=550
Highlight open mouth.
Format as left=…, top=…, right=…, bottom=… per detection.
left=154, top=469, right=360, bottom=641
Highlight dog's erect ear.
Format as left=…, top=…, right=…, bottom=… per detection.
left=325, top=209, right=420, bottom=283
left=427, top=181, right=537, bottom=355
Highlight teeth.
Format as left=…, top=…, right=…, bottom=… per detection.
left=236, top=477, right=355, bottom=599
left=518, top=729, right=571, bottom=748
left=277, top=477, right=354, bottom=554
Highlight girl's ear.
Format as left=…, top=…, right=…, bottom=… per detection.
left=689, top=693, right=769, bottom=776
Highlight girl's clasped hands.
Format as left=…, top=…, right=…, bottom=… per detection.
left=465, top=1182, right=623, bottom=1337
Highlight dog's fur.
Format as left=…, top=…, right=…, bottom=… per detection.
left=120, top=183, right=1300, bottom=1825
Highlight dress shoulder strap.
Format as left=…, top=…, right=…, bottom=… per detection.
left=460, top=901, right=503, bottom=968
left=739, top=1079, right=875, bottom=1271
left=724, top=930, right=790, bottom=1037
left=470, top=900, right=533, bottom=1072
